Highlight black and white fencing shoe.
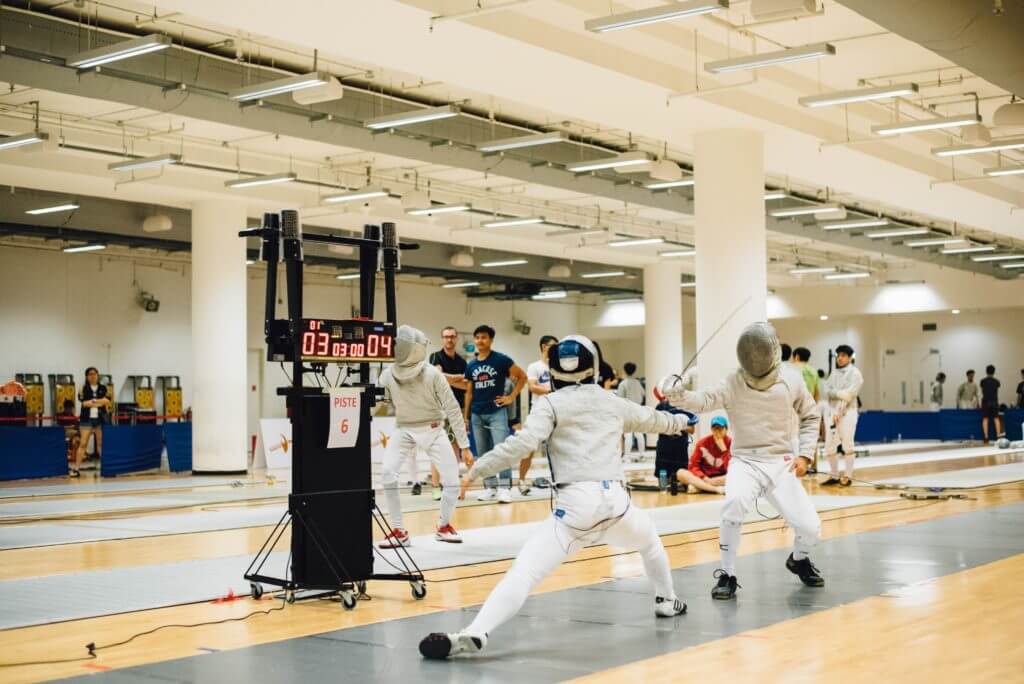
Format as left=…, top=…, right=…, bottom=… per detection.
left=786, top=553, right=825, bottom=587
left=711, top=569, right=739, bottom=600
left=655, top=596, right=688, bottom=617
left=419, top=631, right=487, bottom=660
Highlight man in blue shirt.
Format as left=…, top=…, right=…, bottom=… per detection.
left=464, top=325, right=527, bottom=503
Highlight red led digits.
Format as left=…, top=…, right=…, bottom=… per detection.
left=367, top=334, right=379, bottom=357
left=380, top=335, right=393, bottom=357
left=301, top=332, right=316, bottom=355
left=316, top=332, right=329, bottom=356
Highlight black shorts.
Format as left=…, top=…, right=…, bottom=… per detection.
left=981, top=402, right=999, bottom=420
left=81, top=417, right=104, bottom=428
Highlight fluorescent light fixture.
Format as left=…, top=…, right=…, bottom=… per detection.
left=585, top=0, right=728, bottom=33
left=873, top=113, right=981, bottom=137
left=108, top=153, right=181, bottom=172
left=680, top=281, right=696, bottom=288
left=905, top=237, right=967, bottom=248
left=984, top=165, right=1024, bottom=177
left=705, top=42, right=835, bottom=74
left=335, top=273, right=361, bottom=280
left=660, top=248, right=696, bottom=257
left=764, top=190, right=788, bottom=200
left=546, top=227, right=607, bottom=238
left=820, top=217, right=888, bottom=230
left=229, top=71, right=330, bottom=102
left=971, top=253, right=1023, bottom=262
left=365, top=104, right=459, bottom=130
left=771, top=202, right=843, bottom=218
left=442, top=281, right=481, bottom=288
left=567, top=150, right=652, bottom=173
left=789, top=266, right=836, bottom=275
left=798, top=82, right=918, bottom=108
left=322, top=187, right=389, bottom=204
left=932, top=136, right=1024, bottom=157
left=26, top=202, right=79, bottom=215
left=477, top=131, right=567, bottom=152
left=608, top=237, right=665, bottom=247
left=481, top=259, right=528, bottom=267
left=63, top=244, right=106, bottom=253
left=1000, top=262, right=1024, bottom=269
left=406, top=203, right=471, bottom=216
left=225, top=172, right=296, bottom=189
left=67, top=34, right=172, bottom=69
left=951, top=309, right=961, bottom=314
left=532, top=290, right=568, bottom=300
left=646, top=178, right=695, bottom=190
left=481, top=217, right=544, bottom=228
left=824, top=271, right=870, bottom=280
left=581, top=270, right=626, bottom=279
left=0, top=131, right=49, bottom=151
left=865, top=227, right=929, bottom=239
left=941, top=245, right=996, bottom=255
left=819, top=315, right=829, bottom=321
left=607, top=296, right=643, bottom=304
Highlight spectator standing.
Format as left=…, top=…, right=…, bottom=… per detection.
left=520, top=335, right=558, bottom=495
left=930, top=372, right=947, bottom=411
left=678, top=416, right=732, bottom=494
left=617, top=362, right=646, bottom=458
left=1016, top=369, right=1024, bottom=409
left=957, top=370, right=980, bottom=409
left=429, top=326, right=470, bottom=501
left=792, top=347, right=819, bottom=402
left=464, top=325, right=527, bottom=503
left=822, top=345, right=863, bottom=487
left=980, top=365, right=1002, bottom=444
left=74, top=366, right=111, bottom=478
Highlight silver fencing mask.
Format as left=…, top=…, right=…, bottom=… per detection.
left=736, top=321, right=781, bottom=390
left=392, top=324, right=429, bottom=382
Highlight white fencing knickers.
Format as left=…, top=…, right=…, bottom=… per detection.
left=824, top=408, right=858, bottom=478
left=718, top=457, right=821, bottom=576
left=380, top=423, right=459, bottom=531
left=466, top=480, right=677, bottom=639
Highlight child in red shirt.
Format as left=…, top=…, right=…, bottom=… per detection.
left=678, top=415, right=731, bottom=494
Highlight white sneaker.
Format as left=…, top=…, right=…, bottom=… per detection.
left=497, top=488, right=513, bottom=504
left=655, top=596, right=687, bottom=617
left=475, top=488, right=498, bottom=501
left=419, top=631, right=487, bottom=659
left=435, top=524, right=463, bottom=543
left=378, top=528, right=411, bottom=549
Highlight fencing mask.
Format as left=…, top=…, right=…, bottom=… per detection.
left=549, top=335, right=599, bottom=389
left=392, top=324, right=429, bottom=382
left=736, top=321, right=781, bottom=390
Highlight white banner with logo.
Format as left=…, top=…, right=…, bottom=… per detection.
left=327, top=387, right=362, bottom=449
left=256, top=418, right=293, bottom=470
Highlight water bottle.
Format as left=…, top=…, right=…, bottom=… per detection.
left=658, top=469, right=668, bottom=491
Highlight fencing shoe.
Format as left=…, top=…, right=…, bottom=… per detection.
left=820, top=476, right=841, bottom=486
left=419, top=631, right=487, bottom=659
left=655, top=596, right=687, bottom=617
left=786, top=553, right=825, bottom=587
left=378, top=528, right=411, bottom=549
left=711, top=569, right=739, bottom=600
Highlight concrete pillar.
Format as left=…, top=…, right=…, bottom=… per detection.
left=694, top=129, right=767, bottom=395
left=191, top=199, right=247, bottom=472
left=643, top=260, right=684, bottom=405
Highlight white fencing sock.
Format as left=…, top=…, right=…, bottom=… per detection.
left=719, top=519, right=742, bottom=576
left=382, top=478, right=403, bottom=531
left=843, top=451, right=856, bottom=478
left=827, top=452, right=840, bottom=478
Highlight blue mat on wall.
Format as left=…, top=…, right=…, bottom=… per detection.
left=0, top=427, right=67, bottom=480
left=163, top=422, right=192, bottom=472
left=101, top=424, right=163, bottom=477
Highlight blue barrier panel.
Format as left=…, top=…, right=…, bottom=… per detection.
left=1005, top=410, right=1024, bottom=441
left=939, top=409, right=984, bottom=442
left=163, top=422, right=192, bottom=472
left=854, top=411, right=890, bottom=443
left=0, top=427, right=67, bottom=480
left=101, top=424, right=163, bottom=477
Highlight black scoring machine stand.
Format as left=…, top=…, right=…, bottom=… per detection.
left=240, top=209, right=426, bottom=610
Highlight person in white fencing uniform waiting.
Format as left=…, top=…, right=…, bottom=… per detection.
left=821, top=344, right=864, bottom=487
left=419, top=335, right=690, bottom=660
left=659, top=321, right=824, bottom=601
left=377, top=325, right=473, bottom=547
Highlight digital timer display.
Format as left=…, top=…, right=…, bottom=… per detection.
left=300, top=319, right=396, bottom=363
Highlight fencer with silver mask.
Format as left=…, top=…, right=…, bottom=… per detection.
left=377, top=325, right=472, bottom=547
left=659, top=321, right=825, bottom=600
left=419, top=335, right=691, bottom=660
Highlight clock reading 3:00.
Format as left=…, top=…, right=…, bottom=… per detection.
left=299, top=319, right=396, bottom=362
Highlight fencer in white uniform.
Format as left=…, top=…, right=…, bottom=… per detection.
left=660, top=321, right=824, bottom=600
left=377, top=325, right=472, bottom=547
left=419, top=335, right=690, bottom=660
left=822, top=344, right=864, bottom=487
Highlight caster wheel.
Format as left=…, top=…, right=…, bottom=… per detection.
left=411, top=581, right=427, bottom=600
left=341, top=591, right=357, bottom=610
left=250, top=582, right=264, bottom=600
left=285, top=590, right=296, bottom=604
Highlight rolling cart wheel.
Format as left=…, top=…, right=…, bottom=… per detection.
left=250, top=582, right=264, bottom=600
left=341, top=591, right=357, bottom=610
left=285, top=589, right=296, bottom=604
left=411, top=580, right=427, bottom=600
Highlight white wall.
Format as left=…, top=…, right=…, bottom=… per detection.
left=0, top=247, right=192, bottom=413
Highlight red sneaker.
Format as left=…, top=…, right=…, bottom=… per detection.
left=379, top=528, right=411, bottom=549
left=435, top=524, right=463, bottom=544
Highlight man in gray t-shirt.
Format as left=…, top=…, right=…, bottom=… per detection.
left=617, top=362, right=646, bottom=457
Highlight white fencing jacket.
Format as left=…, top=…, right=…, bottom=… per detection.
left=668, top=365, right=820, bottom=463
left=824, top=363, right=864, bottom=418
left=378, top=365, right=470, bottom=449
left=469, top=383, right=690, bottom=484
